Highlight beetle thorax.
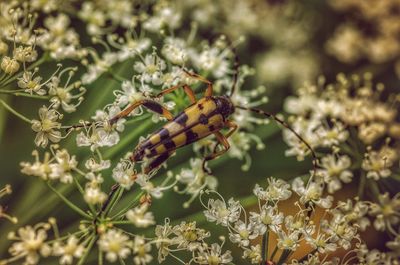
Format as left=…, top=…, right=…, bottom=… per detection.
left=214, top=95, right=235, bottom=119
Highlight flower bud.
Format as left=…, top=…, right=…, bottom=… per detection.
left=0, top=41, right=8, bottom=55
left=1, top=56, right=20, bottom=75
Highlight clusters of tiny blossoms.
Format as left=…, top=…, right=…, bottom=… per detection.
left=1, top=219, right=88, bottom=265
left=283, top=74, right=400, bottom=193
left=201, top=176, right=400, bottom=264
left=177, top=0, right=319, bottom=87
left=1, top=209, right=231, bottom=265
left=97, top=219, right=232, bottom=265
left=0, top=2, right=88, bottom=149
left=327, top=0, right=400, bottom=77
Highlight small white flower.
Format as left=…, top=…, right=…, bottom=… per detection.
left=305, top=233, right=337, bottom=254
left=82, top=51, right=118, bottom=84
left=135, top=174, right=167, bottom=199
left=126, top=203, right=155, bottom=228
left=318, top=154, right=353, bottom=193
left=203, top=198, right=241, bottom=226
left=369, top=193, right=400, bottom=232
left=292, top=178, right=333, bottom=208
left=242, top=244, right=262, bottom=264
left=21, top=151, right=53, bottom=180
left=193, top=47, right=230, bottom=78
left=132, top=236, right=152, bottom=265
left=154, top=219, right=174, bottom=262
left=176, top=158, right=218, bottom=201
left=277, top=230, right=301, bottom=251
left=49, top=149, right=77, bottom=183
left=253, top=178, right=292, bottom=201
left=17, top=71, right=46, bottom=95
left=1, top=56, right=20, bottom=75
left=112, top=160, right=136, bottom=189
left=195, top=243, right=233, bottom=265
left=362, top=149, right=393, bottom=180
left=47, top=72, right=85, bottom=113
left=8, top=223, right=52, bottom=265
left=53, top=236, right=85, bottom=265
left=143, top=4, right=181, bottom=32
left=315, top=121, right=349, bottom=147
left=31, top=106, right=62, bottom=148
left=115, top=36, right=151, bottom=61
left=114, top=79, right=149, bottom=109
left=83, top=186, right=107, bottom=205
left=134, top=52, right=166, bottom=85
left=85, top=158, right=110, bottom=172
left=98, top=229, right=131, bottom=263
left=77, top=106, right=125, bottom=151
left=172, top=222, right=210, bottom=251
left=249, top=204, right=283, bottom=235
left=229, top=220, right=257, bottom=247
left=161, top=37, right=188, bottom=64
left=13, top=46, right=38, bottom=62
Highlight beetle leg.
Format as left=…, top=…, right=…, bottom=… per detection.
left=224, top=120, right=238, bottom=138
left=202, top=131, right=230, bottom=174
left=110, top=99, right=173, bottom=125
left=182, top=69, right=213, bottom=97
left=156, top=84, right=197, bottom=104
left=202, top=121, right=238, bottom=173
left=143, top=151, right=174, bottom=175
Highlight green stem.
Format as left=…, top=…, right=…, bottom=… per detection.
left=277, top=249, right=291, bottom=265
left=270, top=246, right=278, bottom=262
left=99, top=248, right=103, bottom=265
left=0, top=88, right=25, bottom=93
left=47, top=182, right=92, bottom=219
left=0, top=98, right=31, bottom=123
left=77, top=234, right=97, bottom=265
left=112, top=191, right=145, bottom=220
left=103, top=186, right=124, bottom=218
left=13, top=92, right=49, bottom=99
left=111, top=220, right=133, bottom=225
left=261, top=231, right=268, bottom=265
left=107, top=70, right=126, bottom=83
left=368, top=179, right=381, bottom=201
left=72, top=173, right=96, bottom=215
left=357, top=172, right=366, bottom=199
left=108, top=186, right=124, bottom=215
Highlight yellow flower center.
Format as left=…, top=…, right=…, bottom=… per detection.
left=382, top=205, right=394, bottom=216
left=183, top=230, right=198, bottom=242
left=207, top=255, right=220, bottom=265
left=41, top=119, right=54, bottom=132
left=108, top=242, right=121, bottom=253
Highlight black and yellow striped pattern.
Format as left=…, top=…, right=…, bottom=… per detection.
left=132, top=97, right=229, bottom=161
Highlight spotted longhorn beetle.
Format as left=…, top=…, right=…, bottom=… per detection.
left=76, top=55, right=317, bottom=217
left=104, top=69, right=317, bottom=182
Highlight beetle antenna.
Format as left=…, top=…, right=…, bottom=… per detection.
left=236, top=106, right=318, bottom=179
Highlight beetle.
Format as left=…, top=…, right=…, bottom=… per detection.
left=76, top=60, right=317, bottom=216
left=106, top=69, right=317, bottom=177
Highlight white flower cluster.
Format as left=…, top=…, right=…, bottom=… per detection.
left=177, top=0, right=320, bottom=87
left=283, top=74, right=400, bottom=192
left=327, top=0, right=400, bottom=78
left=201, top=177, right=373, bottom=264
left=4, top=220, right=88, bottom=265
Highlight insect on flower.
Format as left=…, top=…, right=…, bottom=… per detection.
left=69, top=50, right=317, bottom=218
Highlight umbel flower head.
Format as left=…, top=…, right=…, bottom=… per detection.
left=283, top=74, right=400, bottom=193
left=200, top=176, right=400, bottom=264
